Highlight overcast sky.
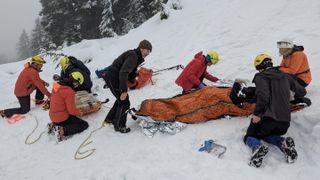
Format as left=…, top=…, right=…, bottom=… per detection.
left=0, top=0, right=41, bottom=61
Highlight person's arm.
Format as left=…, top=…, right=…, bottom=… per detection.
left=119, top=54, right=138, bottom=93
left=204, top=71, right=219, bottom=82
left=253, top=76, right=270, bottom=116
left=187, top=60, right=202, bottom=86
left=30, top=71, right=51, bottom=97
left=65, top=90, right=82, bottom=116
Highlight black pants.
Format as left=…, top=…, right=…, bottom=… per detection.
left=244, top=116, right=290, bottom=143
left=54, top=115, right=88, bottom=136
left=3, top=88, right=44, bottom=118
left=104, top=76, right=130, bottom=129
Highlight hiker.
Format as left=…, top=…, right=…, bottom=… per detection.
left=48, top=72, right=89, bottom=141
left=244, top=54, right=306, bottom=168
left=175, top=51, right=220, bottom=93
left=53, top=56, right=92, bottom=93
left=0, top=55, right=51, bottom=118
left=277, top=38, right=312, bottom=87
left=103, top=39, right=152, bottom=133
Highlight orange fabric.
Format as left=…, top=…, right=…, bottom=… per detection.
left=14, top=63, right=51, bottom=97
left=136, top=87, right=255, bottom=123
left=136, top=67, right=153, bottom=89
left=49, top=83, right=81, bottom=123
left=128, top=67, right=153, bottom=89
left=280, top=51, right=312, bottom=85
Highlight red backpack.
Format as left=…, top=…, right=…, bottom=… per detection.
left=128, top=67, right=153, bottom=89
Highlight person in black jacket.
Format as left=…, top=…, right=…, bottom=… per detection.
left=53, top=56, right=92, bottom=93
left=244, top=54, right=306, bottom=168
left=103, top=40, right=152, bottom=133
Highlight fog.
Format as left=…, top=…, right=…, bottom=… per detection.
left=0, top=0, right=41, bottom=64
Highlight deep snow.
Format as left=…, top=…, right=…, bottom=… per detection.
left=0, top=0, right=319, bottom=179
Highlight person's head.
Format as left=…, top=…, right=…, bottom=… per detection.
left=205, top=51, right=219, bottom=66
left=138, top=39, right=152, bottom=58
left=30, top=55, right=46, bottom=70
left=277, top=38, right=294, bottom=56
left=254, top=53, right=273, bottom=71
left=69, top=71, right=84, bottom=88
left=59, top=56, right=70, bottom=71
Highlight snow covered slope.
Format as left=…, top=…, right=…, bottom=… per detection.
left=0, top=0, right=319, bottom=179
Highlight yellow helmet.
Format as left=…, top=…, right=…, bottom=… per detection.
left=70, top=71, right=84, bottom=85
left=59, top=56, right=70, bottom=71
left=254, top=54, right=273, bottom=70
left=31, top=55, right=46, bottom=64
left=207, top=51, right=219, bottom=65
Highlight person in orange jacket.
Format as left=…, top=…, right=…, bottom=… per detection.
left=277, top=38, right=312, bottom=87
left=0, top=55, right=51, bottom=118
left=48, top=72, right=88, bottom=141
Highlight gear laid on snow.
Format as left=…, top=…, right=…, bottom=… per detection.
left=199, top=139, right=227, bottom=158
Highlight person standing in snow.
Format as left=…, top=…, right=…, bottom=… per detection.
left=0, top=55, right=51, bottom=118
left=277, top=38, right=312, bottom=87
left=48, top=72, right=88, bottom=141
left=53, top=56, right=92, bottom=93
left=175, top=51, right=220, bottom=93
left=103, top=39, right=152, bottom=133
left=244, top=54, right=306, bottom=168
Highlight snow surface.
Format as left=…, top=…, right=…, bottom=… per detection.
left=1, top=0, right=320, bottom=179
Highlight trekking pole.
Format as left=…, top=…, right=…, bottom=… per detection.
left=152, top=64, right=184, bottom=75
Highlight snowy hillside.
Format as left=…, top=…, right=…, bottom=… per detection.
left=1, top=0, right=320, bottom=179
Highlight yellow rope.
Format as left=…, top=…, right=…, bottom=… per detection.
left=74, top=120, right=111, bottom=160
left=25, top=116, right=46, bottom=145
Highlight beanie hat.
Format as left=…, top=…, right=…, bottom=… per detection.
left=277, top=38, right=294, bottom=48
left=138, top=39, right=152, bottom=52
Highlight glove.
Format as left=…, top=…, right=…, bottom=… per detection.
left=198, top=83, right=205, bottom=89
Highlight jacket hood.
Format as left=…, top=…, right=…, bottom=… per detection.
left=253, top=67, right=285, bottom=82
left=194, top=51, right=204, bottom=59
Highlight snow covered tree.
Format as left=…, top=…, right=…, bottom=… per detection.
left=16, top=29, right=32, bottom=60
left=99, top=0, right=116, bottom=37
left=30, top=18, right=47, bottom=55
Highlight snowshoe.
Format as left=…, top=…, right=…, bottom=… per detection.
left=47, top=123, right=55, bottom=135
left=281, top=137, right=298, bottom=163
left=0, top=110, right=5, bottom=118
left=115, top=126, right=131, bottom=133
left=249, top=144, right=269, bottom=168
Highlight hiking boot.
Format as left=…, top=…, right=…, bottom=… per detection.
left=54, top=126, right=66, bottom=142
left=104, top=119, right=113, bottom=124
left=281, top=137, right=298, bottom=163
left=47, top=123, right=56, bottom=135
left=249, top=144, right=269, bottom=168
left=35, top=99, right=45, bottom=105
left=0, top=110, right=5, bottom=118
left=115, top=126, right=131, bottom=133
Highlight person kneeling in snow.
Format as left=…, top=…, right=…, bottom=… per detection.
left=49, top=72, right=89, bottom=141
left=175, top=51, right=220, bottom=93
left=0, top=55, right=51, bottom=118
left=244, top=54, right=306, bottom=168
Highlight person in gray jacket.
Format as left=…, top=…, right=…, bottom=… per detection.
left=103, top=40, right=152, bottom=133
left=244, top=54, right=306, bottom=168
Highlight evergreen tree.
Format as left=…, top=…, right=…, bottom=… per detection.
left=30, top=18, right=47, bottom=55
left=16, top=29, right=32, bottom=60
left=99, top=0, right=116, bottom=37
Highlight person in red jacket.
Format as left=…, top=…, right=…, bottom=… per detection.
left=0, top=55, right=51, bottom=118
left=175, top=51, right=220, bottom=93
left=49, top=72, right=88, bottom=141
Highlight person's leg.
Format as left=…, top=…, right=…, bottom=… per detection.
left=244, top=120, right=269, bottom=168
left=35, top=88, right=45, bottom=104
left=3, top=96, right=30, bottom=117
left=55, top=115, right=89, bottom=136
left=119, top=96, right=130, bottom=128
